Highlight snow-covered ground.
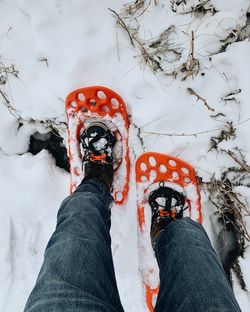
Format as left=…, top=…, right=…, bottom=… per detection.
left=0, top=0, right=250, bottom=311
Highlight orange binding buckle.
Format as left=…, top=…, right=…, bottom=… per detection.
left=159, top=210, right=177, bottom=218
left=89, top=154, right=107, bottom=162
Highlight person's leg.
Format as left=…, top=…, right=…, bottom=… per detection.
left=154, top=217, right=241, bottom=312
left=24, top=178, right=124, bottom=312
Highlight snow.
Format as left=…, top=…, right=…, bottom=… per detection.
left=0, top=151, right=68, bottom=311
left=0, top=0, right=250, bottom=311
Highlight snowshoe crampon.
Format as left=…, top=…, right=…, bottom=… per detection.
left=66, top=86, right=130, bottom=205
left=135, top=152, right=202, bottom=311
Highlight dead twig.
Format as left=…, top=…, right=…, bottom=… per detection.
left=219, top=16, right=250, bottom=53
left=224, top=150, right=250, bottom=174
left=0, top=64, right=19, bottom=86
left=141, top=127, right=223, bottom=137
left=180, top=0, right=217, bottom=16
left=186, top=30, right=195, bottom=71
left=211, top=113, right=226, bottom=118
left=191, top=30, right=195, bottom=67
left=108, top=8, right=135, bottom=47
left=182, top=30, right=201, bottom=79
left=122, top=0, right=145, bottom=18
left=135, top=0, right=152, bottom=18
left=210, top=122, right=236, bottom=150
left=187, top=87, right=215, bottom=112
left=171, top=0, right=187, bottom=12
left=0, top=64, right=19, bottom=78
left=0, top=89, right=16, bottom=117
left=141, top=117, right=250, bottom=137
left=109, top=7, right=182, bottom=75
left=39, top=58, right=49, bottom=67
left=231, top=205, right=250, bottom=240
left=206, top=176, right=250, bottom=240
left=221, top=89, right=241, bottom=102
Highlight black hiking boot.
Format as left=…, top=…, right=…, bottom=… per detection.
left=80, top=122, right=116, bottom=190
left=149, top=182, right=187, bottom=249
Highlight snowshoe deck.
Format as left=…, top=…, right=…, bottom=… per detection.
left=66, top=86, right=130, bottom=205
left=135, top=152, right=202, bottom=311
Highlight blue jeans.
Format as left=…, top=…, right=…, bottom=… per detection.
left=24, top=179, right=241, bottom=312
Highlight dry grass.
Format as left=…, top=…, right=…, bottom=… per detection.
left=218, top=12, right=250, bottom=53
left=110, top=7, right=202, bottom=78
left=171, top=0, right=187, bottom=12
left=207, top=173, right=250, bottom=241
left=204, top=123, right=250, bottom=288
left=205, top=171, right=248, bottom=289
left=171, top=0, right=217, bottom=15
left=209, top=122, right=236, bottom=150
left=110, top=7, right=183, bottom=75
left=0, top=63, right=19, bottom=85
left=0, top=63, right=20, bottom=116
left=122, top=0, right=150, bottom=18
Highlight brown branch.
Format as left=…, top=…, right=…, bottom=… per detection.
left=39, top=57, right=49, bottom=67
left=0, top=89, right=16, bottom=117
left=141, top=117, right=250, bottom=137
left=224, top=150, right=250, bottom=174
left=229, top=192, right=250, bottom=215
left=187, top=87, right=215, bottom=112
left=115, top=27, right=121, bottom=61
left=207, top=178, right=250, bottom=242
left=233, top=207, right=250, bottom=241
left=191, top=30, right=194, bottom=55
left=181, top=0, right=215, bottom=15
left=108, top=8, right=135, bottom=47
left=189, top=30, right=195, bottom=70
left=135, top=0, right=152, bottom=18
left=141, top=127, right=223, bottom=137
left=0, top=64, right=19, bottom=79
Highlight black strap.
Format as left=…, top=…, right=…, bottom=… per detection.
left=149, top=182, right=186, bottom=218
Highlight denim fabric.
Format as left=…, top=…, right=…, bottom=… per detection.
left=24, top=179, right=241, bottom=312
left=155, top=218, right=242, bottom=312
left=24, top=178, right=124, bottom=312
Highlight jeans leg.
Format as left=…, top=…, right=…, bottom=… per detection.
left=24, top=178, right=124, bottom=312
left=154, top=217, right=242, bottom=312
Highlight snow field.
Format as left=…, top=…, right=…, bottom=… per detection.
left=0, top=0, right=250, bottom=311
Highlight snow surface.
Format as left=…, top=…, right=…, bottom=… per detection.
left=0, top=0, right=250, bottom=311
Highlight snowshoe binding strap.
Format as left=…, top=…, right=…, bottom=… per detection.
left=149, top=181, right=187, bottom=222
left=80, top=122, right=115, bottom=165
